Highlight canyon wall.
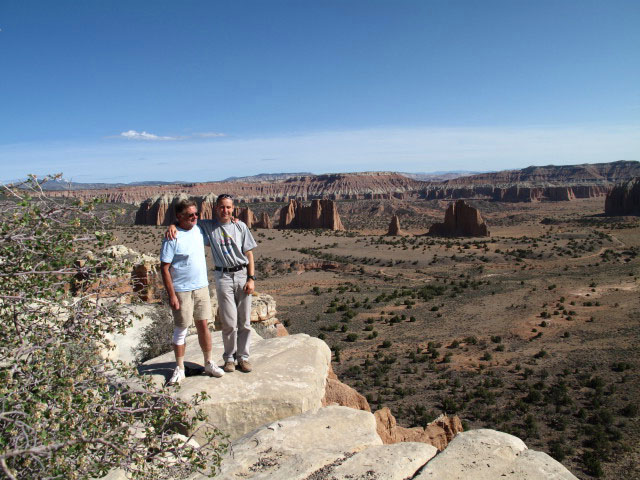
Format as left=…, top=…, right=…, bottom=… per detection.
left=605, top=177, right=640, bottom=215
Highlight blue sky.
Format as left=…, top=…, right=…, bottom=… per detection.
left=1, top=0, right=639, bottom=183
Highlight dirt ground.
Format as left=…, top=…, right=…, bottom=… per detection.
left=114, top=197, right=640, bottom=479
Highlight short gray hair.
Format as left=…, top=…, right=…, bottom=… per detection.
left=175, top=199, right=197, bottom=215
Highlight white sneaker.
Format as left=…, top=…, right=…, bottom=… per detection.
left=168, top=366, right=185, bottom=385
left=205, top=361, right=225, bottom=378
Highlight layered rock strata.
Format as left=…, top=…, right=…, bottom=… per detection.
left=53, top=172, right=423, bottom=204
left=279, top=199, right=345, bottom=230
left=605, top=177, right=640, bottom=215
left=422, top=184, right=611, bottom=202
left=427, top=200, right=489, bottom=237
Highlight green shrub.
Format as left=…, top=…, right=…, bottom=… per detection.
left=0, top=176, right=227, bottom=479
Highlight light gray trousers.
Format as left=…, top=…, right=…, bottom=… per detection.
left=214, top=270, right=252, bottom=362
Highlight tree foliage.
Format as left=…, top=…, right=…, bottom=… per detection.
left=0, top=175, right=226, bottom=479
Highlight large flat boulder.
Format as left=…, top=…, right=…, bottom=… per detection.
left=200, top=406, right=383, bottom=480
left=140, top=333, right=331, bottom=442
left=330, top=442, right=437, bottom=480
left=415, top=429, right=577, bottom=479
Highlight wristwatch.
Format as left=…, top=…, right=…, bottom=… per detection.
left=247, top=275, right=256, bottom=281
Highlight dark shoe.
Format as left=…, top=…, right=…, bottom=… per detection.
left=223, top=361, right=235, bottom=373
left=237, top=359, right=252, bottom=373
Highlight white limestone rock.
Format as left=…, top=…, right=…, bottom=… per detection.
left=141, top=333, right=331, bottom=442
left=415, top=429, right=578, bottom=479
left=330, top=442, right=438, bottom=480
left=106, top=303, right=159, bottom=364
left=203, top=406, right=382, bottom=480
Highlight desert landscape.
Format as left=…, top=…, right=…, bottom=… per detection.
left=103, top=165, right=640, bottom=479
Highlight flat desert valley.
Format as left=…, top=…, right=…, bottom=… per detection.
left=113, top=196, right=639, bottom=479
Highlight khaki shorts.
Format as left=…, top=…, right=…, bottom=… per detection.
left=172, top=286, right=212, bottom=328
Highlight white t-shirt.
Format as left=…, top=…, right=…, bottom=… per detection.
left=160, top=225, right=209, bottom=292
left=199, top=219, right=257, bottom=268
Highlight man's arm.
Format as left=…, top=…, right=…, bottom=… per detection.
left=243, top=250, right=255, bottom=295
left=161, top=262, right=180, bottom=310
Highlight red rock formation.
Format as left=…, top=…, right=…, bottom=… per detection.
left=233, top=206, right=256, bottom=228
left=428, top=200, right=489, bottom=237
left=278, top=199, right=345, bottom=230
left=254, top=212, right=273, bottom=229
left=605, top=177, right=640, bottom=215
left=374, top=407, right=463, bottom=451
left=322, top=365, right=370, bottom=412
left=386, top=215, right=403, bottom=236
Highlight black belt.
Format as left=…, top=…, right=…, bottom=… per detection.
left=215, top=264, right=246, bottom=273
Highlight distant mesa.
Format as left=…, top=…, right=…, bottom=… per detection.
left=46, top=160, right=640, bottom=206
left=386, top=215, right=403, bottom=236
left=427, top=200, right=489, bottom=237
left=605, top=177, right=640, bottom=216
left=279, top=199, right=345, bottom=230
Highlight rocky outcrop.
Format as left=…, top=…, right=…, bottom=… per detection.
left=140, top=333, right=331, bottom=442
left=278, top=199, right=345, bottom=230
left=189, top=407, right=574, bottom=480
left=134, top=194, right=257, bottom=226
left=253, top=211, right=273, bottom=229
left=202, top=406, right=386, bottom=480
left=386, top=214, right=403, bottom=235
left=135, top=329, right=576, bottom=479
left=427, top=200, right=489, bottom=237
left=375, top=407, right=463, bottom=451
left=414, top=429, right=577, bottom=479
left=605, top=177, right=640, bottom=215
left=76, top=245, right=162, bottom=301
left=322, top=364, right=370, bottom=411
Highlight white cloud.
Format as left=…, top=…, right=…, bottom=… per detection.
left=192, top=132, right=227, bottom=138
left=120, top=130, right=177, bottom=141
left=117, top=130, right=226, bottom=141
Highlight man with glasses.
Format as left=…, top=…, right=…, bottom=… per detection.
left=160, top=199, right=224, bottom=385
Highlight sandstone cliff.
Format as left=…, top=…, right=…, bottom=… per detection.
left=279, top=199, right=345, bottom=230
left=386, top=214, right=403, bottom=236
left=50, top=172, right=423, bottom=204
left=605, top=177, right=640, bottom=215
left=428, top=200, right=489, bottom=237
